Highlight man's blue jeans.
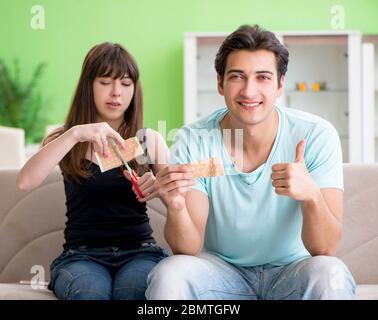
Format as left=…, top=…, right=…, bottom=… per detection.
left=146, top=252, right=356, bottom=300
left=49, top=244, right=168, bottom=300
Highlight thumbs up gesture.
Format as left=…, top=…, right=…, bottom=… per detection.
left=271, top=140, right=320, bottom=201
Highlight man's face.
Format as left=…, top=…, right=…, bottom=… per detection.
left=218, top=49, right=284, bottom=126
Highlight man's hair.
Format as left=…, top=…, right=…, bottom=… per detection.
left=215, top=24, right=289, bottom=85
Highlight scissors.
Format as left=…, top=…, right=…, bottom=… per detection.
left=110, top=139, right=144, bottom=199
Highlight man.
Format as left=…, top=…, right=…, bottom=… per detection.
left=147, top=25, right=356, bottom=300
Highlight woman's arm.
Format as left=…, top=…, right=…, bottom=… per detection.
left=16, top=122, right=125, bottom=191
left=16, top=128, right=77, bottom=191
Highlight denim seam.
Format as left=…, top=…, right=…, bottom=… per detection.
left=68, top=289, right=111, bottom=300
left=59, top=268, right=74, bottom=281
left=276, top=289, right=298, bottom=300
left=113, top=286, right=145, bottom=293
left=197, top=273, right=256, bottom=297
left=113, top=270, right=148, bottom=292
left=59, top=270, right=111, bottom=300
left=197, top=254, right=256, bottom=297
left=198, top=288, right=257, bottom=299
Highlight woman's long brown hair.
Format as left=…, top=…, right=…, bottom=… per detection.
left=44, top=42, right=149, bottom=182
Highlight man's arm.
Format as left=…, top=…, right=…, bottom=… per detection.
left=164, top=189, right=209, bottom=255
left=271, top=140, right=343, bottom=256
left=155, top=165, right=209, bottom=255
left=301, top=188, right=342, bottom=256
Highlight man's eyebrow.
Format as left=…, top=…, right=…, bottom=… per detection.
left=255, top=70, right=274, bottom=75
left=226, top=69, right=274, bottom=75
left=226, top=69, right=245, bottom=74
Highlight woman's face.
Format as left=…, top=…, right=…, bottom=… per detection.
left=93, top=75, right=135, bottom=126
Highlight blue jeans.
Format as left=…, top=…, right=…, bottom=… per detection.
left=146, top=252, right=356, bottom=300
left=49, top=244, right=169, bottom=300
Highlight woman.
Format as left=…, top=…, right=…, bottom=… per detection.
left=16, top=42, right=169, bottom=300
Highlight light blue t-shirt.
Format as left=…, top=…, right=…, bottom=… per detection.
left=169, top=106, right=343, bottom=267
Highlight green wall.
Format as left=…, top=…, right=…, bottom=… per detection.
left=1, top=0, right=378, bottom=138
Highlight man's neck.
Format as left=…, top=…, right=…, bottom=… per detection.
left=221, top=109, right=278, bottom=153
left=220, top=109, right=279, bottom=172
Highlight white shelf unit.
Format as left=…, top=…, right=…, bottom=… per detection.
left=362, top=36, right=377, bottom=163
left=184, top=31, right=364, bottom=163
left=184, top=34, right=227, bottom=124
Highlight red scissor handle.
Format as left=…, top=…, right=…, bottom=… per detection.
left=131, top=170, right=138, bottom=180
left=130, top=171, right=144, bottom=198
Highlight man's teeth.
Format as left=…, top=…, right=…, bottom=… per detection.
left=240, top=102, right=260, bottom=107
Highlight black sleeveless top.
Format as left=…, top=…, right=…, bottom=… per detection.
left=62, top=161, right=155, bottom=249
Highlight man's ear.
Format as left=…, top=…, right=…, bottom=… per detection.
left=276, top=75, right=285, bottom=97
left=217, top=74, right=224, bottom=96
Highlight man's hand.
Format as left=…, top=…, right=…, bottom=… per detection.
left=154, top=165, right=196, bottom=211
left=271, top=140, right=320, bottom=201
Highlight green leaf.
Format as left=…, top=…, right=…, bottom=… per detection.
left=0, top=60, right=16, bottom=103
left=0, top=59, right=48, bottom=143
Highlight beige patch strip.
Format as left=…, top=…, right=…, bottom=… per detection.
left=95, top=137, right=144, bottom=172
left=187, top=157, right=224, bottom=178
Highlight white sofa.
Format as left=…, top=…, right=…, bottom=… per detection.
left=0, top=165, right=377, bottom=299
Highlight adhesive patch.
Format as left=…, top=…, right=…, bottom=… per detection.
left=95, top=137, right=144, bottom=172
left=187, top=157, right=224, bottom=178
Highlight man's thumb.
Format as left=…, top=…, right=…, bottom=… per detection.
left=295, top=139, right=306, bottom=163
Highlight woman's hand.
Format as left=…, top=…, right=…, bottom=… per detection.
left=71, top=122, right=125, bottom=157
left=123, top=170, right=158, bottom=202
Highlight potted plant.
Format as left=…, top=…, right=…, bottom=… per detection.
left=0, top=59, right=48, bottom=144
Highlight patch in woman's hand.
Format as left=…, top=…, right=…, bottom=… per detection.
left=94, top=137, right=143, bottom=172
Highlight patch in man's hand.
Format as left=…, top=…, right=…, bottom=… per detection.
left=94, top=137, right=143, bottom=172
left=186, top=157, right=224, bottom=178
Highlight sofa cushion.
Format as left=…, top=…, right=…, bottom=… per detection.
left=0, top=283, right=57, bottom=300
left=336, top=164, right=378, bottom=284
left=0, top=283, right=375, bottom=300
left=355, top=285, right=378, bottom=300
left=0, top=169, right=66, bottom=283
left=1, top=165, right=378, bottom=300
left=0, top=168, right=170, bottom=284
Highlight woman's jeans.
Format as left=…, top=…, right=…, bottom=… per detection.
left=146, top=252, right=356, bottom=300
left=49, top=244, right=168, bottom=300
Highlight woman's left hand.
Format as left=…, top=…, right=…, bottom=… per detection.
left=123, top=170, right=157, bottom=202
